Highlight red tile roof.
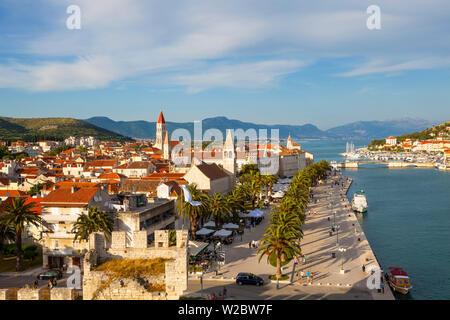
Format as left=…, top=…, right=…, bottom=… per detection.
left=41, top=187, right=99, bottom=207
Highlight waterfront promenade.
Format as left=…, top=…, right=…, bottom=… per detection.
left=186, top=173, right=394, bottom=300
left=297, top=173, right=394, bottom=300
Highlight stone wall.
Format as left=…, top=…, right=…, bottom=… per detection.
left=0, top=288, right=77, bottom=300
left=82, top=229, right=189, bottom=300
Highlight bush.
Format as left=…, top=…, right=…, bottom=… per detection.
left=1, top=244, right=38, bottom=259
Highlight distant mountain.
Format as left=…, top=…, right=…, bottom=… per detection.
left=85, top=116, right=326, bottom=140
left=85, top=116, right=438, bottom=140
left=324, top=118, right=438, bottom=140
left=0, top=117, right=133, bottom=142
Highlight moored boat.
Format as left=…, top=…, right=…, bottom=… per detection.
left=351, top=190, right=368, bottom=213
left=387, top=267, right=412, bottom=295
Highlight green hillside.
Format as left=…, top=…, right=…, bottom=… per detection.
left=369, top=121, right=450, bottom=148
left=0, top=117, right=134, bottom=142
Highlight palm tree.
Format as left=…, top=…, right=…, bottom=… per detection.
left=265, top=174, right=278, bottom=198
left=257, top=210, right=302, bottom=279
left=1, top=197, right=42, bottom=271
left=0, top=216, right=15, bottom=261
left=175, top=184, right=209, bottom=240
left=248, top=179, right=262, bottom=208
left=208, top=193, right=232, bottom=229
left=72, top=206, right=114, bottom=242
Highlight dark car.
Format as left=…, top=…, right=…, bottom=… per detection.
left=236, top=273, right=264, bottom=286
left=37, top=269, right=63, bottom=280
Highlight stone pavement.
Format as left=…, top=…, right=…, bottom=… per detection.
left=192, top=173, right=394, bottom=300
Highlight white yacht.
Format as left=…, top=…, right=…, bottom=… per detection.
left=352, top=190, right=368, bottom=213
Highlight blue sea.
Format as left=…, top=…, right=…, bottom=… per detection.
left=301, top=140, right=450, bottom=300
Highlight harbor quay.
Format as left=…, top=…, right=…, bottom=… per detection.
left=185, top=172, right=395, bottom=300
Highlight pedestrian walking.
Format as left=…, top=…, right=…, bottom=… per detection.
left=32, top=280, right=38, bottom=289
left=48, top=279, right=53, bottom=290
left=276, top=279, right=279, bottom=290
left=362, top=264, right=366, bottom=273
left=248, top=241, right=252, bottom=249
left=293, top=257, right=298, bottom=265
left=380, top=281, right=385, bottom=294
left=302, top=255, right=307, bottom=265
left=52, top=278, right=57, bottom=288
left=310, top=273, right=313, bottom=284
left=223, top=287, right=227, bottom=298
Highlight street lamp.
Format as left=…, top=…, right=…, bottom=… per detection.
left=338, top=247, right=347, bottom=274
left=200, top=270, right=204, bottom=298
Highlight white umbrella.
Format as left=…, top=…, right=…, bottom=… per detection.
left=247, top=209, right=264, bottom=218
left=272, top=191, right=285, bottom=198
left=222, top=223, right=239, bottom=229
left=203, top=221, right=216, bottom=228
left=196, top=228, right=214, bottom=235
left=213, top=229, right=233, bottom=237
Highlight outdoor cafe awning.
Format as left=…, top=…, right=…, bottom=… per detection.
left=213, top=229, right=233, bottom=237
left=272, top=191, right=285, bottom=198
left=222, top=223, right=239, bottom=229
left=203, top=221, right=216, bottom=228
left=196, top=228, right=215, bottom=235
left=188, top=241, right=210, bottom=257
left=246, top=209, right=264, bottom=218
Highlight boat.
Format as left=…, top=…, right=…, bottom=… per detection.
left=387, top=267, right=412, bottom=294
left=351, top=190, right=368, bottom=213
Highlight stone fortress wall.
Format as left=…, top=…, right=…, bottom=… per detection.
left=0, top=229, right=189, bottom=301
left=82, top=229, right=189, bottom=300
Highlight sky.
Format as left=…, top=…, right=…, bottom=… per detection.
left=0, top=0, right=449, bottom=130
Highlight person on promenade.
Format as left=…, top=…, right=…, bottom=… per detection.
left=306, top=271, right=311, bottom=284
left=303, top=255, right=307, bottom=264
left=310, top=273, right=314, bottom=284
left=48, top=279, right=53, bottom=290
left=380, top=281, right=385, bottom=294
left=362, top=264, right=366, bottom=273
left=52, top=278, right=57, bottom=288
left=248, top=241, right=252, bottom=248
left=32, top=280, right=39, bottom=289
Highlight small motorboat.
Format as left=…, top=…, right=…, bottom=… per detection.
left=351, top=190, right=368, bottom=213
left=387, top=267, right=412, bottom=295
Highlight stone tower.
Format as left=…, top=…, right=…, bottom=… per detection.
left=223, top=130, right=236, bottom=178
left=163, top=131, right=170, bottom=160
left=287, top=134, right=293, bottom=150
left=155, top=110, right=166, bottom=149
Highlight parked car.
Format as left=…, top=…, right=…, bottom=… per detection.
left=37, top=269, right=63, bottom=280
left=236, top=273, right=264, bottom=286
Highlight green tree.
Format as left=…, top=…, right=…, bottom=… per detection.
left=1, top=198, right=42, bottom=271
left=0, top=216, right=15, bottom=261
left=175, top=184, right=209, bottom=240
left=72, top=207, right=114, bottom=242
left=257, top=209, right=302, bottom=279
left=208, top=193, right=232, bottom=228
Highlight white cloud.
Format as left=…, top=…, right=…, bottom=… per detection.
left=338, top=58, right=450, bottom=77
left=1, top=0, right=450, bottom=91
left=170, top=60, right=306, bottom=93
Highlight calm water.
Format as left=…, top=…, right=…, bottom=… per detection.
left=301, top=140, right=450, bottom=300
